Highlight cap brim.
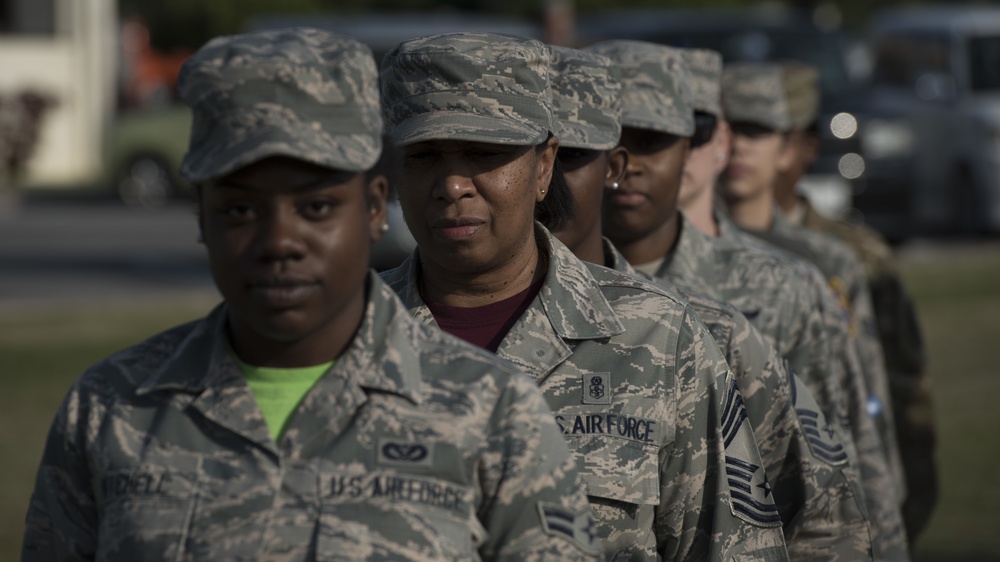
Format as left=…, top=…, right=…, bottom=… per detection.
left=182, top=125, right=380, bottom=184
left=388, top=110, right=549, bottom=147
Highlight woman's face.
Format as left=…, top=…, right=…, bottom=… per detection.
left=720, top=122, right=790, bottom=204
left=604, top=127, right=690, bottom=245
left=396, top=139, right=556, bottom=276
left=199, top=156, right=386, bottom=361
left=552, top=146, right=627, bottom=254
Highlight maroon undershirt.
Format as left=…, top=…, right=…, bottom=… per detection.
left=426, top=276, right=545, bottom=353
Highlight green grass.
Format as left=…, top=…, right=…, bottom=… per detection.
left=902, top=254, right=1000, bottom=561
left=0, top=296, right=218, bottom=558
left=1, top=255, right=998, bottom=559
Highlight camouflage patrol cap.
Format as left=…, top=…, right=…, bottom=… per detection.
left=178, top=27, right=382, bottom=184
left=780, top=61, right=821, bottom=130
left=548, top=45, right=622, bottom=151
left=721, top=62, right=791, bottom=132
left=380, top=32, right=553, bottom=146
left=684, top=48, right=723, bottom=118
left=585, top=40, right=694, bottom=137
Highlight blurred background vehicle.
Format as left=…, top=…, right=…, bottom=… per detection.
left=577, top=5, right=873, bottom=222
left=866, top=5, right=1000, bottom=239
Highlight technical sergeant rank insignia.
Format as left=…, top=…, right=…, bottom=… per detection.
left=582, top=373, right=611, bottom=404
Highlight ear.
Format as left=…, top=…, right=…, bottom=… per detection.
left=535, top=135, right=559, bottom=202
left=366, top=174, right=390, bottom=244
left=803, top=133, right=821, bottom=166
left=605, top=146, right=628, bottom=188
left=713, top=121, right=732, bottom=176
left=776, top=134, right=797, bottom=173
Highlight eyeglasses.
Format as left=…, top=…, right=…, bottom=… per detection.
left=691, top=112, right=717, bottom=148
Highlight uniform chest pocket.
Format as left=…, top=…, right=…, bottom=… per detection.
left=96, top=468, right=199, bottom=562
left=316, top=470, right=481, bottom=562
left=573, top=438, right=660, bottom=507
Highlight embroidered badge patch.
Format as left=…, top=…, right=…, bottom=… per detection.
left=721, top=375, right=782, bottom=527
left=376, top=439, right=434, bottom=468
left=582, top=372, right=612, bottom=405
left=537, top=502, right=600, bottom=555
left=787, top=363, right=848, bottom=466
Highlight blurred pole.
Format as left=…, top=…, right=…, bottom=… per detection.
left=543, top=0, right=576, bottom=47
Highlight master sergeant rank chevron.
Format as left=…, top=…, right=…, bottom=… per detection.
left=720, top=374, right=782, bottom=527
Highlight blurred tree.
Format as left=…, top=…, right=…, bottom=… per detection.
left=118, top=0, right=1000, bottom=51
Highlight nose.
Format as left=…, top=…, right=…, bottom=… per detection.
left=254, top=204, right=306, bottom=263
left=431, top=157, right=477, bottom=202
left=623, top=150, right=642, bottom=180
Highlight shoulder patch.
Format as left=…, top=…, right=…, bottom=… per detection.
left=721, top=375, right=782, bottom=527
left=536, top=502, right=601, bottom=555
left=786, top=364, right=848, bottom=466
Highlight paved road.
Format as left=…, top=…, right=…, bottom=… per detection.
left=0, top=196, right=416, bottom=308
left=0, top=200, right=215, bottom=308
left=1, top=196, right=996, bottom=309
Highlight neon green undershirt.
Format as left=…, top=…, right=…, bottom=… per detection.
left=235, top=357, right=333, bottom=442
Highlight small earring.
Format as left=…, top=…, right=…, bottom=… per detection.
left=540, top=189, right=546, bottom=195
left=611, top=182, right=620, bottom=190
left=380, top=223, right=390, bottom=233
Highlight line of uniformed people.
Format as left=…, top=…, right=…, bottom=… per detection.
left=22, top=25, right=929, bottom=562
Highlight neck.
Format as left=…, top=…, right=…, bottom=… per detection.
left=228, top=284, right=366, bottom=368
left=775, top=180, right=801, bottom=214
left=419, top=232, right=545, bottom=308
left=679, top=183, right=719, bottom=237
left=613, top=211, right=681, bottom=267
left=564, top=225, right=605, bottom=267
left=726, top=190, right=774, bottom=232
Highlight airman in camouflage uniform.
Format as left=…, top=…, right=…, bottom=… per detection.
left=22, top=28, right=599, bottom=562
left=585, top=40, right=847, bottom=468
left=546, top=44, right=872, bottom=561
left=774, top=63, right=937, bottom=543
left=380, top=33, right=788, bottom=562
left=720, top=60, right=906, bottom=486
left=718, top=61, right=911, bottom=560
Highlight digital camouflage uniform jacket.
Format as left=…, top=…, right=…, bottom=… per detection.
left=721, top=216, right=911, bottom=561
left=793, top=197, right=936, bottom=541
left=602, top=238, right=873, bottom=561
left=752, top=211, right=906, bottom=500
left=383, top=228, right=789, bottom=562
left=22, top=273, right=600, bottom=562
left=659, top=214, right=910, bottom=559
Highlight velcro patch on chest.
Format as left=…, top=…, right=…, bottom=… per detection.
left=721, top=375, right=782, bottom=527
left=536, top=502, right=601, bottom=555
left=582, top=372, right=612, bottom=404
left=376, top=438, right=434, bottom=469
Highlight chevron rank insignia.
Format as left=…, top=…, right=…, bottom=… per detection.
left=582, top=372, right=611, bottom=404
left=787, top=363, right=848, bottom=466
left=537, top=502, right=601, bottom=555
left=721, top=375, right=782, bottom=527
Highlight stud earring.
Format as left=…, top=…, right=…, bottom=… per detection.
left=540, top=189, right=546, bottom=195
left=380, top=223, right=390, bottom=233
left=611, top=182, right=620, bottom=190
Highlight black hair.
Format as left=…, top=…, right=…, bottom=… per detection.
left=804, top=119, right=821, bottom=139
left=535, top=139, right=577, bottom=232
